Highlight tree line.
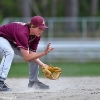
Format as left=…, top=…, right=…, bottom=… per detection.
left=0, top=0, right=99, bottom=22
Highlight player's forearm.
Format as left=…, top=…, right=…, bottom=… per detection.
left=20, top=43, right=54, bottom=62
left=33, top=58, right=46, bottom=67
left=24, top=51, right=46, bottom=62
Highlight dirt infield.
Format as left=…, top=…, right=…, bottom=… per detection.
left=0, top=77, right=100, bottom=100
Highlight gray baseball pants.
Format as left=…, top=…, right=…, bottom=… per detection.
left=0, top=37, right=39, bottom=82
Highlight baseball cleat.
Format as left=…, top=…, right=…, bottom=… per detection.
left=28, top=81, right=50, bottom=89
left=0, top=81, right=12, bottom=91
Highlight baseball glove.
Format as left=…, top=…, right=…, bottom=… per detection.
left=41, top=65, right=61, bottom=80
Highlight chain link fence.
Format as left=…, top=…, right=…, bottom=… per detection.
left=1, top=17, right=100, bottom=62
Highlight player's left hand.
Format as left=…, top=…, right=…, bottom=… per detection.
left=41, top=65, right=61, bottom=80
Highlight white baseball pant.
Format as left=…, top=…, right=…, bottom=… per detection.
left=0, top=37, right=39, bottom=82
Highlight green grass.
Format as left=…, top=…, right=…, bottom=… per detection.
left=8, top=62, right=100, bottom=78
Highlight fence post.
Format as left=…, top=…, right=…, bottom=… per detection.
left=82, top=18, right=87, bottom=39
left=48, top=18, right=54, bottom=40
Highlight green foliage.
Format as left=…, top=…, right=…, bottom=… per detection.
left=8, top=62, right=100, bottom=78
left=0, top=0, right=20, bottom=19
left=97, top=0, right=100, bottom=17
left=0, top=0, right=100, bottom=19
left=79, top=0, right=90, bottom=16
left=57, top=0, right=65, bottom=17
left=0, top=15, right=3, bottom=23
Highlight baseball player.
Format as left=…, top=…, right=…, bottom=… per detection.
left=0, top=15, right=54, bottom=91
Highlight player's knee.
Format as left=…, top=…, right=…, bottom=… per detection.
left=6, top=49, right=14, bottom=58
left=9, top=50, right=14, bottom=58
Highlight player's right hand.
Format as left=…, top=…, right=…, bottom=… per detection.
left=44, top=43, right=54, bottom=55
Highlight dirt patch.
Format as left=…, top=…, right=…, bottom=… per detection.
left=0, top=77, right=100, bottom=100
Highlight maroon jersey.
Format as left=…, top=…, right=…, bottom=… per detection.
left=0, top=22, right=40, bottom=52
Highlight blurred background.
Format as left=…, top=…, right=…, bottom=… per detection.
left=0, top=0, right=100, bottom=77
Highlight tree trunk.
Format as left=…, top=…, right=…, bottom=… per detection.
left=90, top=0, right=98, bottom=16
left=41, top=0, right=48, bottom=16
left=30, top=0, right=41, bottom=15
left=51, top=0, right=58, bottom=17
left=20, top=0, right=31, bottom=17
left=89, top=0, right=98, bottom=35
left=65, top=0, right=79, bottom=32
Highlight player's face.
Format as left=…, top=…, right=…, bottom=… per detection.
left=30, top=26, right=44, bottom=37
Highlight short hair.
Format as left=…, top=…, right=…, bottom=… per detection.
left=26, top=22, right=31, bottom=28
